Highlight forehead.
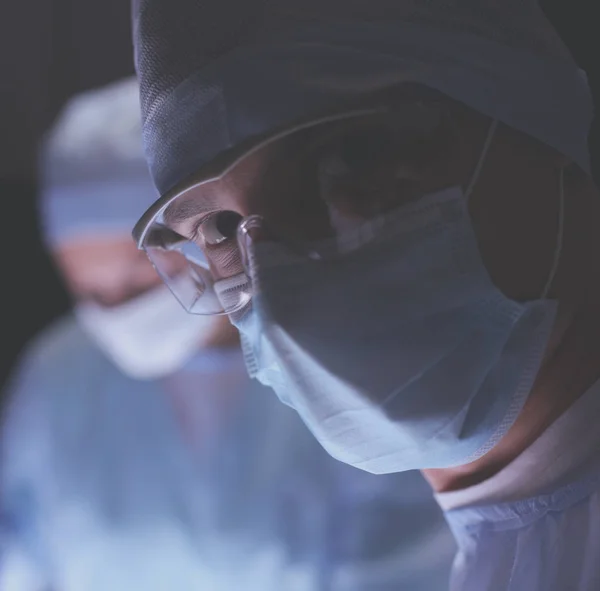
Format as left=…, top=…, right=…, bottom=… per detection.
left=163, top=143, right=279, bottom=227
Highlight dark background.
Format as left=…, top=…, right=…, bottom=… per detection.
left=0, top=1, right=598, bottom=393
left=0, top=0, right=134, bottom=392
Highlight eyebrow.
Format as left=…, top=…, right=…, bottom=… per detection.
left=163, top=191, right=220, bottom=226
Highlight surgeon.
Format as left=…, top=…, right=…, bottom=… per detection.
left=0, top=77, right=455, bottom=591
left=130, top=0, right=600, bottom=589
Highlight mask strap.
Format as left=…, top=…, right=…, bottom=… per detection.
left=540, top=167, right=566, bottom=299
left=465, top=119, right=498, bottom=199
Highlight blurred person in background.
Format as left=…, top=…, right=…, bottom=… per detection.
left=0, top=77, right=455, bottom=591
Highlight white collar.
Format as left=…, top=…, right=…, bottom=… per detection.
left=436, top=379, right=600, bottom=511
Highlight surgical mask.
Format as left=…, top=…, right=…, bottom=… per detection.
left=217, top=121, right=563, bottom=474
left=76, top=284, right=217, bottom=380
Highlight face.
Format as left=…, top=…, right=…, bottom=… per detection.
left=135, top=85, right=600, bottom=473
left=161, top=85, right=585, bottom=309
left=53, top=235, right=166, bottom=307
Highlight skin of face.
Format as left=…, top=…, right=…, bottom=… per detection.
left=52, top=234, right=239, bottom=348
left=52, top=235, right=165, bottom=307
left=162, top=84, right=600, bottom=487
left=164, top=87, right=587, bottom=303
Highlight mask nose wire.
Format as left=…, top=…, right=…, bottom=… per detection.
left=540, top=167, right=565, bottom=299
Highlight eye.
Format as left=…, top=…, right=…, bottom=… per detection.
left=315, top=112, right=452, bottom=220
left=319, top=125, right=395, bottom=178
left=315, top=125, right=405, bottom=221
left=198, top=211, right=243, bottom=246
left=318, top=117, right=440, bottom=182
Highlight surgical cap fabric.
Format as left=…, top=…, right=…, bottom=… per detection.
left=39, top=77, right=158, bottom=246
left=133, top=0, right=593, bottom=196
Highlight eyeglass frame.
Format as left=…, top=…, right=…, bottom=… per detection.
left=132, top=106, right=404, bottom=251
left=133, top=84, right=457, bottom=280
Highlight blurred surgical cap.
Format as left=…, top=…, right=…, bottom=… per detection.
left=132, top=0, right=593, bottom=196
left=39, top=77, right=158, bottom=246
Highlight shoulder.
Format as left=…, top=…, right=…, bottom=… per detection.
left=7, top=315, right=110, bottom=392
left=1, top=315, right=120, bottom=439
left=21, top=314, right=101, bottom=367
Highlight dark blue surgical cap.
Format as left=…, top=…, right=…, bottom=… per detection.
left=132, top=0, right=593, bottom=196
left=40, top=77, right=158, bottom=245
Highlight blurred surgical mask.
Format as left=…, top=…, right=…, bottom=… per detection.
left=76, top=284, right=217, bottom=380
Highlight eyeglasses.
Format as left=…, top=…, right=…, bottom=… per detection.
left=133, top=100, right=448, bottom=315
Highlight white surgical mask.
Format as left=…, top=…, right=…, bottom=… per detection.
left=218, top=121, right=564, bottom=474
left=76, top=284, right=217, bottom=380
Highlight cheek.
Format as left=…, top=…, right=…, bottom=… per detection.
left=57, top=248, right=163, bottom=302
left=467, top=160, right=561, bottom=301
left=130, top=253, right=165, bottom=282
left=54, top=250, right=109, bottom=292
